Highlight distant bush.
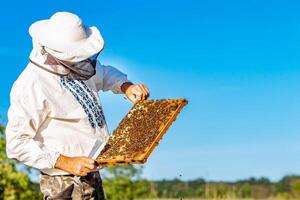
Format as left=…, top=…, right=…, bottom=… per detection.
left=0, top=124, right=42, bottom=200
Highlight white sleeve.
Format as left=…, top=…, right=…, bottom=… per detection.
left=5, top=82, right=60, bottom=170
left=92, top=61, right=130, bottom=93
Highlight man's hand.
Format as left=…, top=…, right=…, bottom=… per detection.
left=55, top=154, right=97, bottom=176
left=121, top=82, right=150, bottom=103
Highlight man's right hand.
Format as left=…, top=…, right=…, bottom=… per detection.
left=54, top=154, right=97, bottom=176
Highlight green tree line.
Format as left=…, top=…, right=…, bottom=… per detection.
left=1, top=124, right=300, bottom=199
left=102, top=170, right=300, bottom=200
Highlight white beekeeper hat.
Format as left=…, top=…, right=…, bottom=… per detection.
left=29, top=11, right=104, bottom=62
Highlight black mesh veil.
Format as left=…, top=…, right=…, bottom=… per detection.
left=41, top=47, right=99, bottom=80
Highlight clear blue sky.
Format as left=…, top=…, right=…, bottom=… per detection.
left=1, top=0, right=300, bottom=181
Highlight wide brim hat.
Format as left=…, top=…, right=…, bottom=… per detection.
left=29, top=11, right=104, bottom=62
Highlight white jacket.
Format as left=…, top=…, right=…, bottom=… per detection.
left=5, top=47, right=129, bottom=176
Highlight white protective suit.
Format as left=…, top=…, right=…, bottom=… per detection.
left=5, top=42, right=129, bottom=176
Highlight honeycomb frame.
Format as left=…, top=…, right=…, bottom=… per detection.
left=96, top=98, right=188, bottom=166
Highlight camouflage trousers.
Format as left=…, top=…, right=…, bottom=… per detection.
left=40, top=171, right=106, bottom=200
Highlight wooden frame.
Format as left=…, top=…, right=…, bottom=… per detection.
left=96, top=98, right=188, bottom=166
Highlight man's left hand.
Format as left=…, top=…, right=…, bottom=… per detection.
left=121, top=82, right=150, bottom=103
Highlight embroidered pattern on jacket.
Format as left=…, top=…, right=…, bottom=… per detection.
left=60, top=77, right=106, bottom=129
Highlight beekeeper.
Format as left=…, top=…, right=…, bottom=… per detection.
left=5, top=11, right=150, bottom=200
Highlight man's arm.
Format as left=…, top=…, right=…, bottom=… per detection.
left=5, top=83, right=60, bottom=170
left=93, top=62, right=150, bottom=103
left=93, top=62, right=130, bottom=94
